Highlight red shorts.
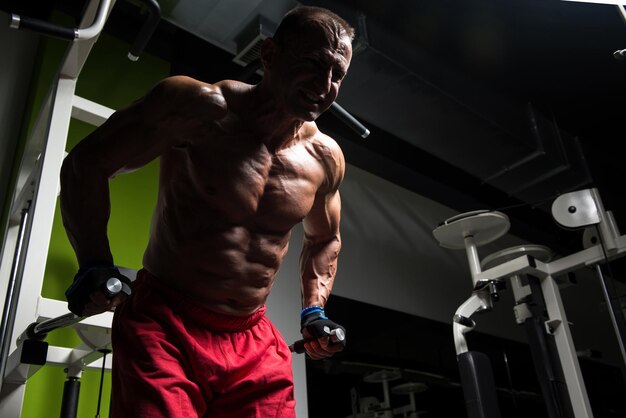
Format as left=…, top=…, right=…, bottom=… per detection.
left=110, top=269, right=295, bottom=418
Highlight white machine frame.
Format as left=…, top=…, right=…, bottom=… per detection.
left=0, top=1, right=119, bottom=416
left=436, top=188, right=626, bottom=418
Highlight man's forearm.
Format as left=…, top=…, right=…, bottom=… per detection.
left=299, top=234, right=341, bottom=307
left=60, top=152, right=113, bottom=265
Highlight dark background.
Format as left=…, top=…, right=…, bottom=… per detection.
left=3, top=0, right=626, bottom=416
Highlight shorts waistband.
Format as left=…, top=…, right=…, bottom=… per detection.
left=135, top=268, right=266, bottom=332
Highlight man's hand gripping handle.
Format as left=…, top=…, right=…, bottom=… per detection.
left=290, top=306, right=347, bottom=355
left=65, top=262, right=132, bottom=317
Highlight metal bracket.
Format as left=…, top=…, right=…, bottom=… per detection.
left=545, top=319, right=562, bottom=335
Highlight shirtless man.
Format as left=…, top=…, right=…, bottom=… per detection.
left=60, top=5, right=353, bottom=418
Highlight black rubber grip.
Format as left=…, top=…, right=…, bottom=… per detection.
left=290, top=331, right=344, bottom=354
left=128, top=0, right=161, bottom=60
left=330, top=102, right=370, bottom=138
left=291, top=339, right=307, bottom=354
left=13, top=15, right=76, bottom=40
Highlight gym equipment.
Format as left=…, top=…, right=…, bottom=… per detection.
left=330, top=102, right=371, bottom=139
left=355, top=369, right=402, bottom=418
left=363, top=369, right=402, bottom=415
left=482, top=245, right=575, bottom=418
left=9, top=0, right=161, bottom=61
left=344, top=368, right=429, bottom=418
left=390, top=382, right=428, bottom=418
left=17, top=270, right=134, bottom=418
left=433, top=210, right=508, bottom=418
left=433, top=188, right=626, bottom=418
left=9, top=0, right=113, bottom=41
left=0, top=0, right=159, bottom=415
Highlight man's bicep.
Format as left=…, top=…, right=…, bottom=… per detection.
left=67, top=77, right=216, bottom=176
left=66, top=103, right=161, bottom=178
left=303, top=190, right=342, bottom=240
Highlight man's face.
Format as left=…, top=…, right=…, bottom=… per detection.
left=270, top=26, right=352, bottom=121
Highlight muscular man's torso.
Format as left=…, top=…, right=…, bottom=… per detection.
left=142, top=80, right=336, bottom=316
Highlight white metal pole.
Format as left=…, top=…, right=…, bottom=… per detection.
left=541, top=275, right=594, bottom=418
left=0, top=0, right=118, bottom=415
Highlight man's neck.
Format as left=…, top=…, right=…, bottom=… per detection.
left=248, top=84, right=308, bottom=152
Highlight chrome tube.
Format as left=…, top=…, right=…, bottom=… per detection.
left=0, top=204, right=30, bottom=391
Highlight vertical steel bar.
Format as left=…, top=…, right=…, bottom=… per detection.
left=0, top=205, right=30, bottom=393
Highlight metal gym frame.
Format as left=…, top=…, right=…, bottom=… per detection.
left=0, top=0, right=159, bottom=416
left=433, top=188, right=626, bottom=418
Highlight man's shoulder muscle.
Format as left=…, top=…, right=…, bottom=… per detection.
left=304, top=127, right=345, bottom=193
left=148, top=76, right=228, bottom=119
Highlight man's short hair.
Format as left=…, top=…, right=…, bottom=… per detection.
left=273, top=6, right=355, bottom=47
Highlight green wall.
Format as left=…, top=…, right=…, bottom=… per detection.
left=20, top=17, right=170, bottom=417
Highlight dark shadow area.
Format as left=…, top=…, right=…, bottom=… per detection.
left=306, top=296, right=626, bottom=418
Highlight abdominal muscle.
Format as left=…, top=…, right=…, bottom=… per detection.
left=142, top=212, right=293, bottom=317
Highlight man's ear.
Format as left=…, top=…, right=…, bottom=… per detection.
left=260, top=37, right=277, bottom=71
